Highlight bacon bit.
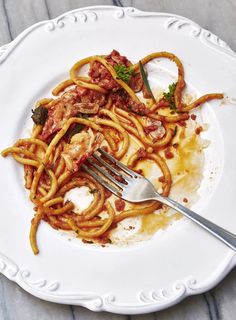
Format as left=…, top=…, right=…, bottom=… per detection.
left=100, top=237, right=112, bottom=245
left=106, top=49, right=130, bottom=67
left=89, top=50, right=131, bottom=91
left=178, top=121, right=187, bottom=127
left=134, top=169, right=143, bottom=175
left=153, top=99, right=170, bottom=109
left=144, top=125, right=158, bottom=134
left=41, top=86, right=106, bottom=141
left=191, top=114, right=197, bottom=120
left=164, top=148, right=174, bottom=159
left=158, top=176, right=165, bottom=183
left=183, top=198, right=188, bottom=203
left=195, top=126, right=203, bottom=135
left=101, top=205, right=106, bottom=212
left=101, top=146, right=109, bottom=153
left=99, top=230, right=113, bottom=244
left=137, top=148, right=147, bottom=159
left=172, top=143, right=179, bottom=149
left=115, top=199, right=125, bottom=212
left=104, top=189, right=112, bottom=199
left=127, top=100, right=148, bottom=115
left=115, top=175, right=126, bottom=183
left=110, top=89, right=148, bottom=116
left=82, top=239, right=94, bottom=244
left=144, top=119, right=166, bottom=140
left=77, top=154, right=89, bottom=167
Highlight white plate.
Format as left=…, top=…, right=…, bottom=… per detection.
left=0, top=6, right=236, bottom=315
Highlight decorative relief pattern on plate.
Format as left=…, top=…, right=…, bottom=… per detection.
left=0, top=253, right=19, bottom=280
left=45, top=11, right=98, bottom=31
left=138, top=283, right=187, bottom=305
left=0, top=6, right=235, bottom=64
left=18, top=270, right=60, bottom=292
left=122, top=8, right=235, bottom=58
left=0, top=248, right=234, bottom=312
left=0, top=253, right=59, bottom=293
left=0, top=252, right=103, bottom=311
left=164, top=17, right=201, bottom=37
left=163, top=15, right=235, bottom=58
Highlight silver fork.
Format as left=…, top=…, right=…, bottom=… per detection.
left=81, top=148, right=236, bottom=251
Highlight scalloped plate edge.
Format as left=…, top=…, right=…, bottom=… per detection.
left=0, top=250, right=235, bottom=314
left=1, top=5, right=236, bottom=314
left=0, top=6, right=236, bottom=65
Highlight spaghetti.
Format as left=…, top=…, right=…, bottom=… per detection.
left=1, top=49, right=224, bottom=254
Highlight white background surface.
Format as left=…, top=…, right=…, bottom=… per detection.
left=0, top=1, right=236, bottom=319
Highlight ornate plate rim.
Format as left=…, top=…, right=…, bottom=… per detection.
left=0, top=5, right=236, bottom=314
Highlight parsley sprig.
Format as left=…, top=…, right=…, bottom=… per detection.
left=139, top=61, right=156, bottom=102
left=163, top=82, right=177, bottom=112
left=31, top=106, right=48, bottom=125
left=114, top=64, right=133, bottom=83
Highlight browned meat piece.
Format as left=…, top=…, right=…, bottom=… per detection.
left=41, top=86, right=106, bottom=140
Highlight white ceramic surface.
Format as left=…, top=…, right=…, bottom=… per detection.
left=0, top=6, right=236, bottom=315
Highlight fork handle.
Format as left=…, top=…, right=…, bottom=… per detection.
left=156, top=195, right=236, bottom=251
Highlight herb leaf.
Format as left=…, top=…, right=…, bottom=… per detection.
left=89, top=188, right=98, bottom=194
left=67, top=114, right=88, bottom=141
left=67, top=123, right=85, bottom=141
left=163, top=82, right=177, bottom=112
left=114, top=64, right=134, bottom=83
left=173, top=125, right=178, bottom=137
left=31, top=106, right=48, bottom=125
left=139, top=61, right=156, bottom=102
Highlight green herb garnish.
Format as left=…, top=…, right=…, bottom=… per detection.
left=82, top=239, right=94, bottom=244
left=127, top=104, right=145, bottom=116
left=67, top=123, right=85, bottom=141
left=139, top=61, right=156, bottom=102
left=89, top=188, right=98, bottom=194
left=114, top=64, right=134, bottom=83
left=31, top=106, right=48, bottom=125
left=67, top=114, right=88, bottom=141
left=163, top=82, right=177, bottom=112
left=173, top=125, right=178, bottom=137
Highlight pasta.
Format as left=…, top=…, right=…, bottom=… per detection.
left=1, top=50, right=224, bottom=254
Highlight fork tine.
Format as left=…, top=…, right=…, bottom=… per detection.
left=98, top=148, right=138, bottom=178
left=87, top=158, right=124, bottom=189
left=92, top=153, right=129, bottom=183
left=81, top=164, right=121, bottom=196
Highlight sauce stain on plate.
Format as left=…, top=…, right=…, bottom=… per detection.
left=109, top=121, right=207, bottom=244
